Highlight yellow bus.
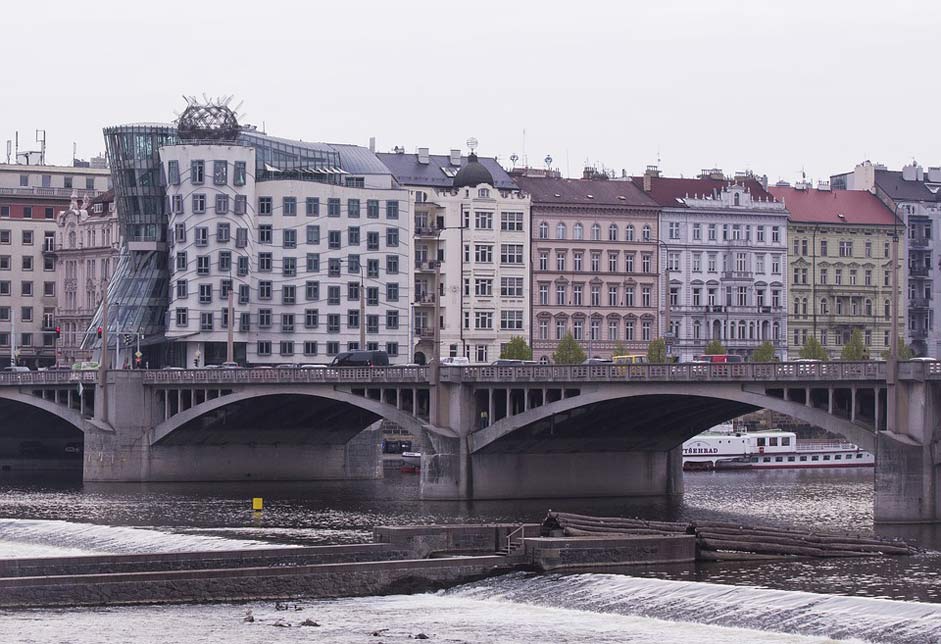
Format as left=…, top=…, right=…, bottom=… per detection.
left=612, top=354, right=649, bottom=365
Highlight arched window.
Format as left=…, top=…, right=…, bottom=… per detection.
left=68, top=230, right=76, bottom=249
left=884, top=299, right=890, bottom=319
left=590, top=223, right=601, bottom=240
left=820, top=298, right=828, bottom=314
left=556, top=222, right=566, bottom=240
left=794, top=298, right=800, bottom=316
left=538, top=222, right=548, bottom=239
left=608, top=224, right=618, bottom=241
left=693, top=320, right=701, bottom=340
left=836, top=299, right=843, bottom=315
left=625, top=225, right=635, bottom=241
left=642, top=225, right=651, bottom=241
left=733, top=192, right=741, bottom=206
left=802, top=298, right=808, bottom=315
left=865, top=298, right=873, bottom=316
left=773, top=322, right=780, bottom=340
left=573, top=223, right=584, bottom=240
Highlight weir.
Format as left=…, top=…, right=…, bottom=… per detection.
left=1, top=361, right=941, bottom=522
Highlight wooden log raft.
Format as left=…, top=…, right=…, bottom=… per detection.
left=542, top=511, right=919, bottom=560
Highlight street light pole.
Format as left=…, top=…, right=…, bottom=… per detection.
left=359, top=265, right=366, bottom=350
left=656, top=239, right=673, bottom=358
left=887, top=206, right=903, bottom=433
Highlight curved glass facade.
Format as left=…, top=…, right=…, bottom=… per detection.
left=83, top=125, right=178, bottom=356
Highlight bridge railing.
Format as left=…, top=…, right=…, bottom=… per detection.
left=441, top=361, right=888, bottom=383
left=141, top=366, right=431, bottom=386
left=0, top=371, right=98, bottom=386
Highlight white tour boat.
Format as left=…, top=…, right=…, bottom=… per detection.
left=682, top=425, right=874, bottom=471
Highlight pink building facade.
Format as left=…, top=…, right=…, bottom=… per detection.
left=515, top=174, right=661, bottom=362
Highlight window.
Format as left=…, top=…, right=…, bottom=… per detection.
left=500, top=244, right=524, bottom=264
left=176, top=308, right=188, bottom=327
left=21, top=256, right=32, bottom=271
left=306, top=197, right=320, bottom=216
left=258, top=252, right=272, bottom=272
left=306, top=225, right=321, bottom=245
left=283, top=229, right=297, bottom=249
left=475, top=278, right=493, bottom=296
left=501, top=310, right=524, bottom=330
left=191, top=160, right=204, bottom=184
left=239, top=284, right=250, bottom=305
left=23, top=207, right=32, bottom=219
left=347, top=199, right=360, bottom=218
left=281, top=313, right=295, bottom=332
left=386, top=228, right=399, bottom=247
left=501, top=277, right=524, bottom=297
left=219, top=250, right=231, bottom=272
left=386, top=201, right=399, bottom=219
left=772, top=226, right=780, bottom=243
left=348, top=226, right=360, bottom=246
left=198, top=284, right=212, bottom=304
left=367, top=200, right=379, bottom=218
left=176, top=252, right=187, bottom=271
left=237, top=255, right=249, bottom=276
left=475, top=244, right=493, bottom=263
left=556, top=222, right=566, bottom=239
left=283, top=257, right=297, bottom=277
left=329, top=259, right=341, bottom=277
left=668, top=221, right=680, bottom=240
left=475, top=311, right=494, bottom=329
left=234, top=194, right=247, bottom=215
left=573, top=223, right=584, bottom=240
left=642, top=254, right=651, bottom=273
left=213, top=160, right=227, bottom=185
left=642, top=225, right=651, bottom=241
left=259, top=197, right=273, bottom=216
left=367, top=315, right=380, bottom=334
left=215, top=193, right=229, bottom=214
left=217, top=223, right=230, bottom=243
left=387, top=255, right=399, bottom=274
left=475, top=211, right=493, bottom=229
left=257, top=340, right=272, bottom=356
left=234, top=161, right=246, bottom=186
left=539, top=251, right=549, bottom=271
left=328, top=286, right=341, bottom=305
left=22, top=230, right=33, bottom=245
left=591, top=223, right=601, bottom=240
left=259, top=224, right=273, bottom=244
left=279, top=341, right=295, bottom=356
left=197, top=255, right=210, bottom=275
left=283, top=197, right=297, bottom=217
left=200, top=312, right=214, bottom=331
left=168, top=161, right=180, bottom=185
left=259, top=281, right=272, bottom=300
left=538, top=222, right=549, bottom=239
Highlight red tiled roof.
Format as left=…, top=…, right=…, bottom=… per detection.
left=514, top=176, right=658, bottom=207
left=629, top=176, right=776, bottom=207
left=768, top=187, right=899, bottom=226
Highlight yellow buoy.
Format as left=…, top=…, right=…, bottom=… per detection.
left=252, top=497, right=264, bottom=511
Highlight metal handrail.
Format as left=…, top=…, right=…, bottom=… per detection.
left=506, top=524, right=525, bottom=553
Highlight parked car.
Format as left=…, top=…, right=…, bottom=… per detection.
left=299, top=364, right=326, bottom=369
left=582, top=358, right=613, bottom=365
left=491, top=359, right=538, bottom=367
left=220, top=362, right=242, bottom=369
left=330, top=351, right=390, bottom=367
left=3, top=366, right=30, bottom=372
left=64, top=442, right=83, bottom=457
left=275, top=363, right=298, bottom=369
left=441, top=356, right=470, bottom=366
left=910, top=357, right=938, bottom=362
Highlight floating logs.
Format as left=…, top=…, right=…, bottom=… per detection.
left=542, top=511, right=919, bottom=561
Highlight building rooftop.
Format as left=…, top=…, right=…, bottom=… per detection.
left=377, top=151, right=517, bottom=190
left=769, top=186, right=900, bottom=226
left=514, top=175, right=658, bottom=207
left=629, top=175, right=776, bottom=207
left=874, top=169, right=940, bottom=202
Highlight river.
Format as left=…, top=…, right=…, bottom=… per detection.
left=1, top=467, right=940, bottom=643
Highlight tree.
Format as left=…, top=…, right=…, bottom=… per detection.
left=500, top=336, right=533, bottom=361
left=553, top=333, right=586, bottom=365
left=647, top=338, right=667, bottom=364
left=704, top=339, right=727, bottom=355
left=750, top=341, right=777, bottom=362
left=841, top=329, right=869, bottom=361
left=881, top=338, right=915, bottom=361
left=799, top=336, right=829, bottom=361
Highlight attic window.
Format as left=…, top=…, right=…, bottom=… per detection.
left=554, top=193, right=561, bottom=198
left=617, top=196, right=626, bottom=200
left=586, top=194, right=594, bottom=199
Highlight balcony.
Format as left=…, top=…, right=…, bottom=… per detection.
left=415, top=292, right=436, bottom=305
left=415, top=327, right=435, bottom=339
left=910, top=297, right=932, bottom=310
left=910, top=236, right=931, bottom=249
left=414, top=260, right=440, bottom=272
left=910, top=327, right=929, bottom=340
left=0, top=187, right=105, bottom=199
left=414, top=224, right=443, bottom=237
left=721, top=270, right=753, bottom=281
left=909, top=266, right=930, bottom=278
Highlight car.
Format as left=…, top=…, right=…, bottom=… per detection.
left=220, top=361, right=242, bottom=369
left=490, top=359, right=537, bottom=366
left=275, top=363, right=298, bottom=369
left=64, top=442, right=83, bottom=456
left=3, top=366, right=30, bottom=372
left=299, top=364, right=326, bottom=369
left=582, top=358, right=613, bottom=365
left=441, top=356, right=470, bottom=366
left=162, top=366, right=184, bottom=371
left=47, top=365, right=73, bottom=372
left=202, top=364, right=221, bottom=369
left=910, top=357, right=938, bottom=362
left=792, top=358, right=822, bottom=363
left=330, top=350, right=390, bottom=367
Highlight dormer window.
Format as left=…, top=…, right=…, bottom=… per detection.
left=93, top=203, right=103, bottom=214
left=416, top=191, right=428, bottom=203
left=733, top=192, right=741, bottom=206
left=478, top=188, right=490, bottom=198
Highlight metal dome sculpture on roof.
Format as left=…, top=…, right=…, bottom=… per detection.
left=453, top=137, right=494, bottom=189
left=176, top=95, right=242, bottom=142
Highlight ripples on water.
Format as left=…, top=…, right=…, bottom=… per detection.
left=1, top=468, right=939, bottom=643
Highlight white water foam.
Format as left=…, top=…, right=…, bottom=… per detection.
left=0, top=518, right=290, bottom=558
left=447, top=573, right=941, bottom=644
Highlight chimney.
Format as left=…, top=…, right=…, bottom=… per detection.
left=643, top=173, right=652, bottom=192
left=645, top=165, right=660, bottom=178
left=583, top=166, right=594, bottom=180
left=902, top=164, right=917, bottom=182
left=449, top=149, right=462, bottom=166
left=928, top=167, right=941, bottom=183
left=368, top=137, right=376, bottom=153
left=417, top=147, right=430, bottom=165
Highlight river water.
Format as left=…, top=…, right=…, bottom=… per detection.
left=2, top=467, right=940, bottom=643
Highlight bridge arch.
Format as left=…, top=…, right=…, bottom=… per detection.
left=470, top=383, right=877, bottom=454
left=150, top=385, right=433, bottom=446
left=0, top=389, right=86, bottom=433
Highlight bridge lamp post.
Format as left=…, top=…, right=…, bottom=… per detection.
left=654, top=238, right=674, bottom=358
left=886, top=204, right=904, bottom=433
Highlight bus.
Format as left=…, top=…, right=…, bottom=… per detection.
left=692, top=354, right=744, bottom=364
left=612, top=355, right=649, bottom=365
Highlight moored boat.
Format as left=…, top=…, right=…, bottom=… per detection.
left=682, top=427, right=873, bottom=471
left=400, top=451, right=421, bottom=473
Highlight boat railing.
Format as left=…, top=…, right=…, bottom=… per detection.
left=795, top=440, right=860, bottom=452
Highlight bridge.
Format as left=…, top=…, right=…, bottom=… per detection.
left=0, top=361, right=938, bottom=523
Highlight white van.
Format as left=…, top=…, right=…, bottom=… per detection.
left=441, top=356, right=470, bottom=366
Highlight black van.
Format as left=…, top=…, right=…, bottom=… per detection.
left=330, top=350, right=390, bottom=367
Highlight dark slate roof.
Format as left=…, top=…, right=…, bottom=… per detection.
left=769, top=187, right=899, bottom=226
left=376, top=152, right=517, bottom=190
left=628, top=176, right=777, bottom=207
left=874, top=170, right=940, bottom=202
left=513, top=176, right=658, bottom=207
left=453, top=153, right=494, bottom=189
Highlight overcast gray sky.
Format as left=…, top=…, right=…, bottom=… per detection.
left=4, top=0, right=937, bottom=182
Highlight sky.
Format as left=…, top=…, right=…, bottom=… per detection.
left=3, top=0, right=938, bottom=183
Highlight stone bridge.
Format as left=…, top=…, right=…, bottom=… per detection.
left=0, top=361, right=938, bottom=522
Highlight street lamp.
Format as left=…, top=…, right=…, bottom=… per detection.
left=654, top=238, right=674, bottom=357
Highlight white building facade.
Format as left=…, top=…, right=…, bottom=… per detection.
left=633, top=172, right=789, bottom=362
left=160, top=141, right=411, bottom=366
left=379, top=149, right=530, bottom=364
